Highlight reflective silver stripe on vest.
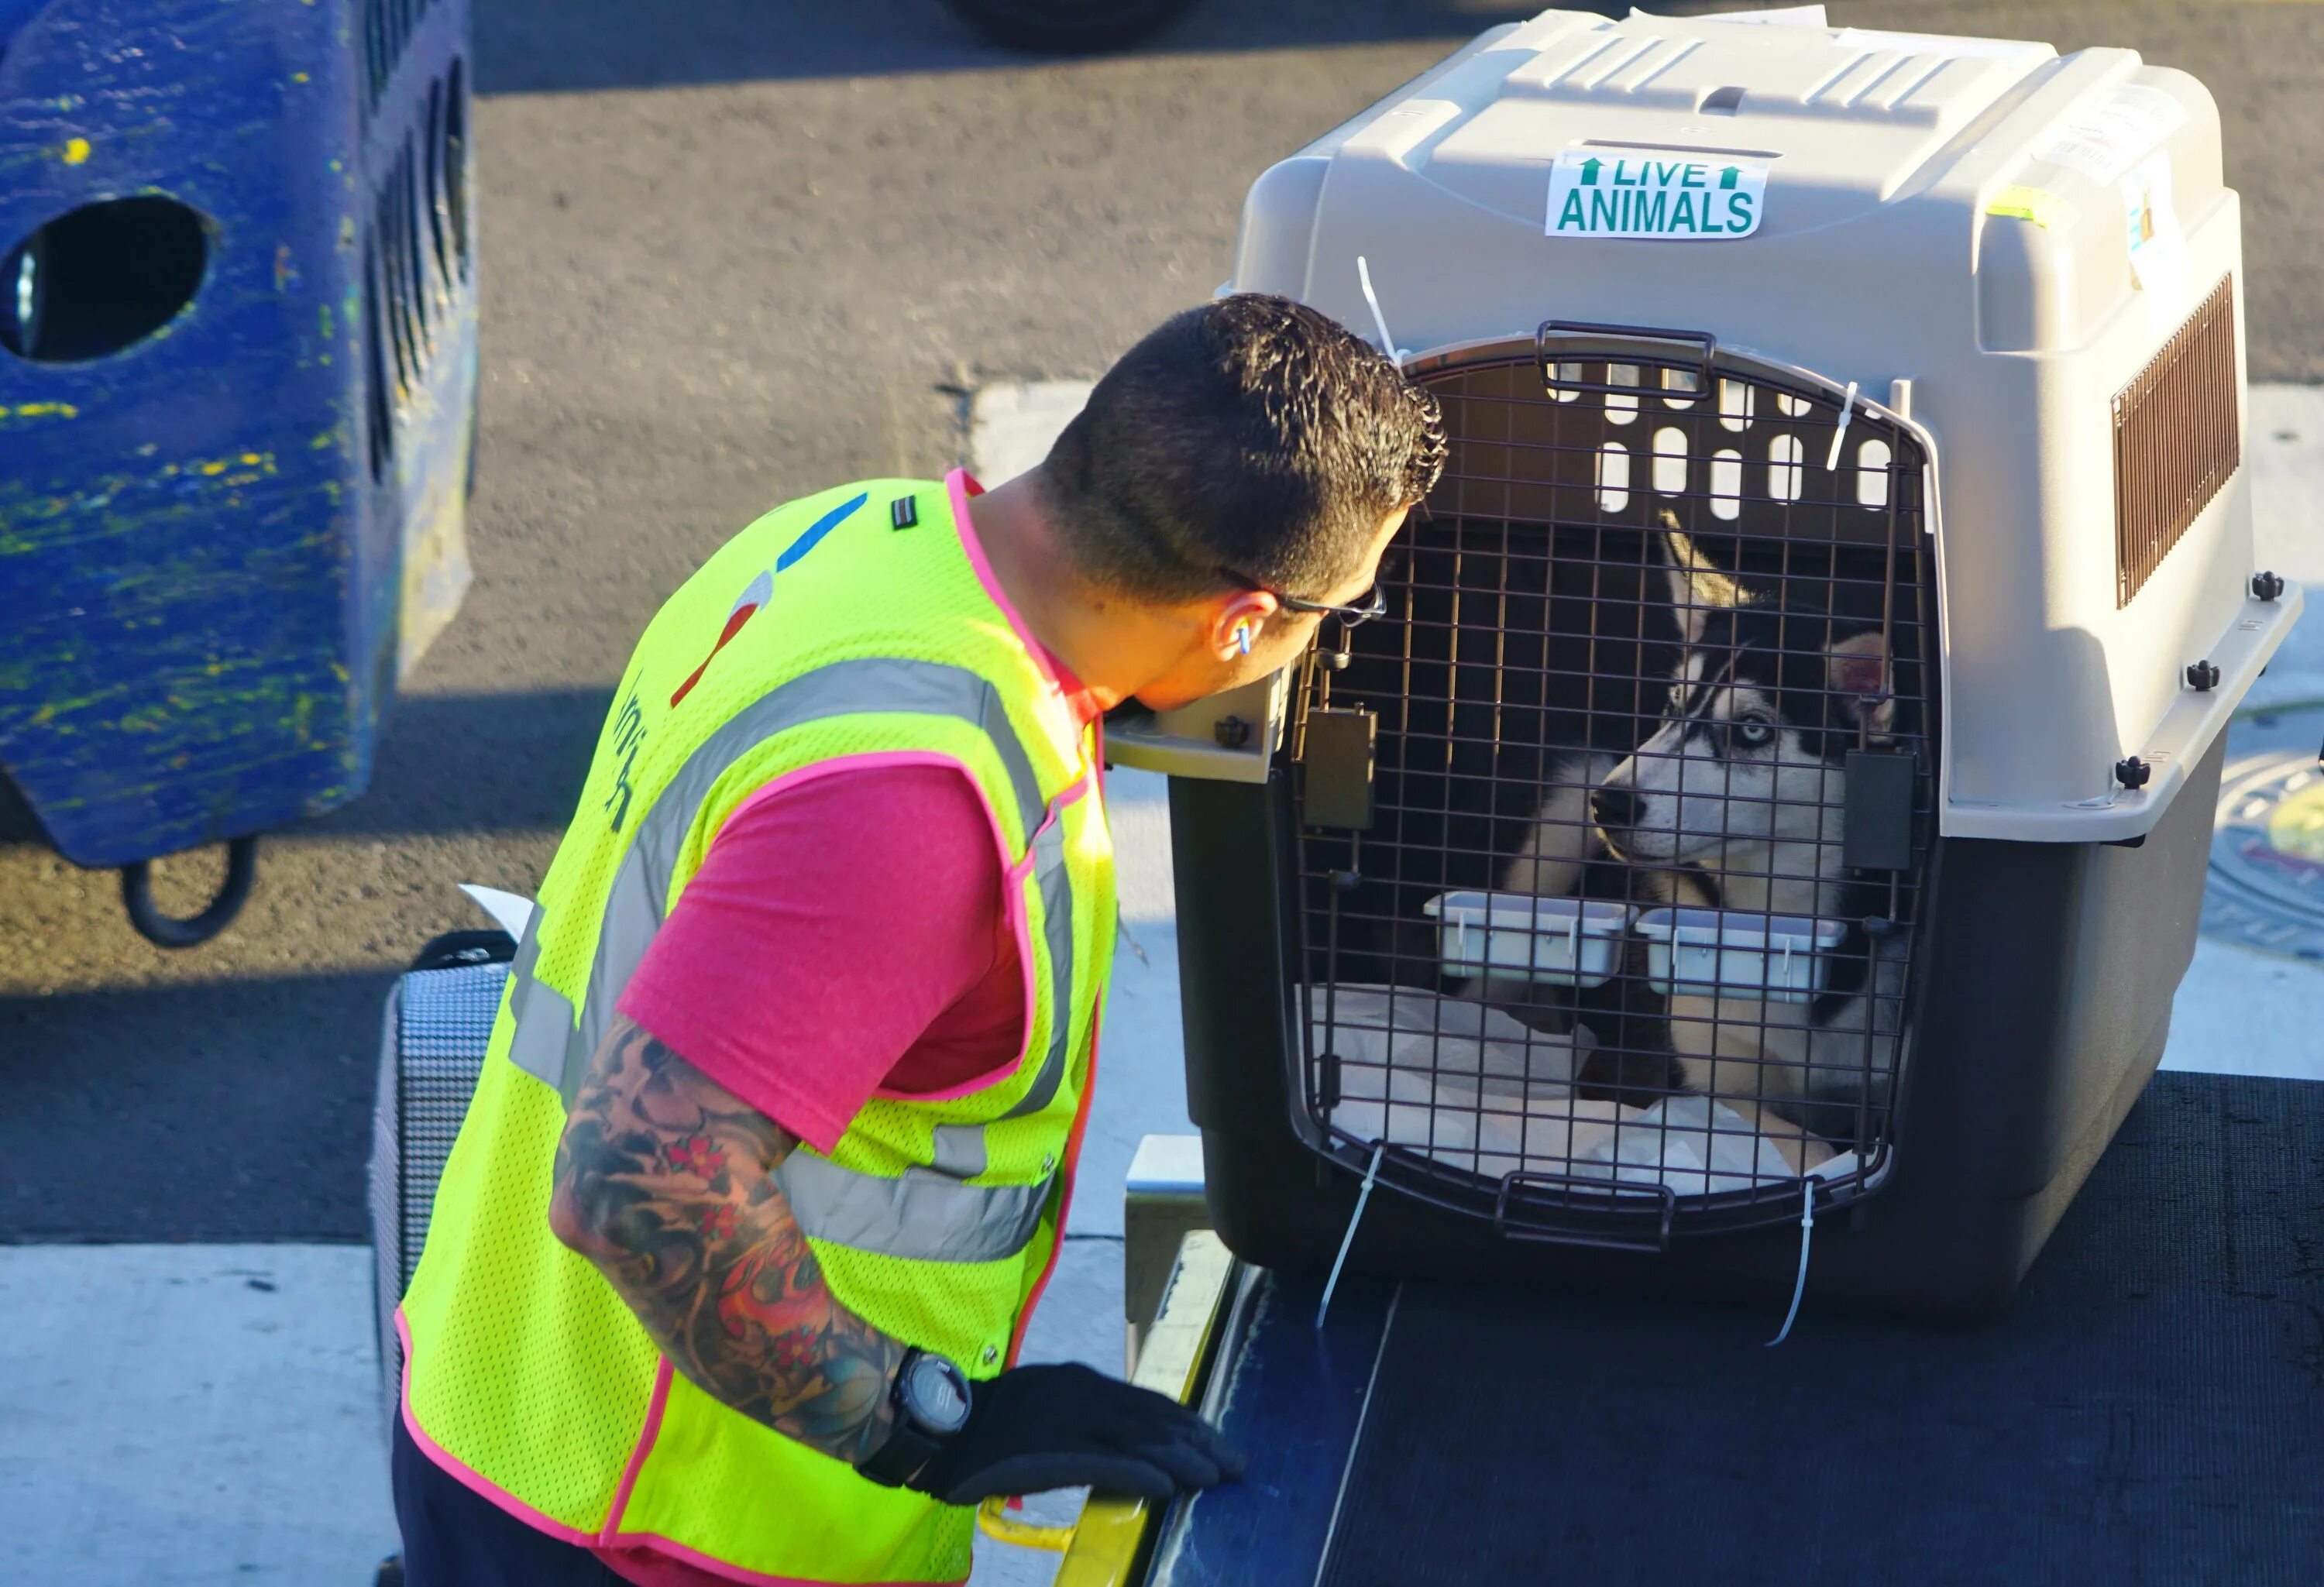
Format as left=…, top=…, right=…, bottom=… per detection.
left=559, top=658, right=1054, bottom=1101
left=504, top=912, right=576, bottom=1092
left=1002, top=809, right=1075, bottom=1121
left=773, top=1150, right=1054, bottom=1264
left=504, top=656, right=1080, bottom=1261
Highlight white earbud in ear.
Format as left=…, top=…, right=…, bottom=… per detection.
left=1235, top=624, right=1254, bottom=656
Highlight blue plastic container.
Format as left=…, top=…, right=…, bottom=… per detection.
left=0, top=0, right=476, bottom=940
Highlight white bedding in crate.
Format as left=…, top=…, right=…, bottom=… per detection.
left=1311, top=985, right=1844, bottom=1197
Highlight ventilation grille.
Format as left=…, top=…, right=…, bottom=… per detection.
left=363, top=57, right=472, bottom=481
left=2113, top=274, right=2240, bottom=607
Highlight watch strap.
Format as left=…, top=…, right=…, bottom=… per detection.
left=856, top=1416, right=943, bottom=1489
left=855, top=1347, right=966, bottom=1490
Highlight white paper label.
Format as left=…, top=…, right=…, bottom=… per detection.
left=1547, top=148, right=1770, bottom=240
left=2121, top=153, right=2194, bottom=336
left=2031, top=83, right=2188, bottom=186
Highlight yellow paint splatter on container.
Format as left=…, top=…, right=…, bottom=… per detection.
left=61, top=137, right=91, bottom=166
left=6, top=401, right=79, bottom=421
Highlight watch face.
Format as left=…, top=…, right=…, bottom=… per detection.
left=904, top=1353, right=972, bottom=1436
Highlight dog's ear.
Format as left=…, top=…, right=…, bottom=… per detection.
left=1657, top=512, right=1745, bottom=646
left=1826, top=630, right=1896, bottom=737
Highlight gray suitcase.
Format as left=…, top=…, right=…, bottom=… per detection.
left=367, top=929, right=512, bottom=1428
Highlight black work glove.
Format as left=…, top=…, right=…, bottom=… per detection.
left=906, top=1362, right=1245, bottom=1506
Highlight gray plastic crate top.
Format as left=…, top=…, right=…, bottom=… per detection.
left=1108, top=5, right=2304, bottom=844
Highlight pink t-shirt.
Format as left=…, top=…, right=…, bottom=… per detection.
left=615, top=760, right=1029, bottom=1150
left=596, top=676, right=1097, bottom=1587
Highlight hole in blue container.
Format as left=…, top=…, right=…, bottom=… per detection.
left=0, top=197, right=208, bottom=363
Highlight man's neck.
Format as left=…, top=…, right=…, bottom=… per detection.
left=966, top=471, right=1155, bottom=713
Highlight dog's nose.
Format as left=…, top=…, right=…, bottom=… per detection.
left=1591, top=786, right=1640, bottom=830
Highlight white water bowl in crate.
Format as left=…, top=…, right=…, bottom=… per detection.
left=1636, top=907, right=1847, bottom=1005
left=1424, top=891, right=1632, bottom=988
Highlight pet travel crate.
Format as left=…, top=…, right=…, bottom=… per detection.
left=0, top=0, right=477, bottom=946
left=1107, top=7, right=2304, bottom=1318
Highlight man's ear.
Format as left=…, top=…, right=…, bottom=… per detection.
left=1657, top=512, right=1745, bottom=647
left=1826, top=630, right=1896, bottom=737
left=1207, top=589, right=1278, bottom=660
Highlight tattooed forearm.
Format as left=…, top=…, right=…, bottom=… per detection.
left=548, top=1014, right=903, bottom=1465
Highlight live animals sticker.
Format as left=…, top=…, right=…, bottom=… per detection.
left=1547, top=148, right=1770, bottom=240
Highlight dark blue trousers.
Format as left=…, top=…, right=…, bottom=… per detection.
left=391, top=1413, right=627, bottom=1586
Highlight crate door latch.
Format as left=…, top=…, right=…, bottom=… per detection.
left=1301, top=708, right=1377, bottom=830
left=1841, top=750, right=1915, bottom=872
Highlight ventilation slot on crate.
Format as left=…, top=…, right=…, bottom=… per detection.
left=1289, top=332, right=1937, bottom=1242
left=362, top=60, right=471, bottom=479
left=363, top=0, right=444, bottom=118
left=2113, top=273, right=2240, bottom=607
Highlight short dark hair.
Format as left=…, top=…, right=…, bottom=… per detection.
left=1038, top=294, right=1445, bottom=604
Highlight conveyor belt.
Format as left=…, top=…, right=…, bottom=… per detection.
left=1148, top=1071, right=2324, bottom=1585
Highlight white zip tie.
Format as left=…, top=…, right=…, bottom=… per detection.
left=1356, top=256, right=1408, bottom=368
left=1824, top=380, right=1860, bottom=472
left=1316, top=1140, right=1387, bottom=1331
left=1765, top=1176, right=1817, bottom=1347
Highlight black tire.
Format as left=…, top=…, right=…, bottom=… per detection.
left=937, top=0, right=1199, bottom=53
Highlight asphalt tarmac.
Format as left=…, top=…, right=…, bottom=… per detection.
left=4, top=0, right=2320, bottom=1243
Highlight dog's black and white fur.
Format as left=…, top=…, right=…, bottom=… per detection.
left=1501, top=519, right=1908, bottom=1142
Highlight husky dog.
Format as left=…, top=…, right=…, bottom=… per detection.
left=1582, top=520, right=1910, bottom=1145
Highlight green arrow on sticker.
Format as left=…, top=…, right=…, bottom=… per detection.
left=1719, top=166, right=1741, bottom=190
left=1579, top=156, right=1604, bottom=186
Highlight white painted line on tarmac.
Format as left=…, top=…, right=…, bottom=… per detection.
left=0, top=1243, right=397, bottom=1586
left=2162, top=938, right=2324, bottom=1080
left=968, top=379, right=1094, bottom=486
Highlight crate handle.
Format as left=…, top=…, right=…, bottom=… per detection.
left=1493, top=1168, right=1677, bottom=1252
left=120, top=835, right=259, bottom=950
left=1538, top=320, right=1718, bottom=397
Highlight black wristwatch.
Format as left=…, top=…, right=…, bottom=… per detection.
left=857, top=1348, right=974, bottom=1489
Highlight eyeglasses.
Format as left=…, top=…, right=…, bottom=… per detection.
left=1217, top=568, right=1387, bottom=629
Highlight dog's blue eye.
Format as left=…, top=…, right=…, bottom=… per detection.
left=1734, top=718, right=1773, bottom=747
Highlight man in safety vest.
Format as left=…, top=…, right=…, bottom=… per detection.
left=390, top=294, right=1446, bottom=1586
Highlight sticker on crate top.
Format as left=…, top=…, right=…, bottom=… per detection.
left=2121, top=155, right=2191, bottom=294
left=2030, top=82, right=2188, bottom=187
left=1546, top=148, right=1770, bottom=240
left=1985, top=184, right=2076, bottom=232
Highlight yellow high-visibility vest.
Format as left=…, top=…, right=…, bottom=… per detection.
left=398, top=472, right=1116, bottom=1585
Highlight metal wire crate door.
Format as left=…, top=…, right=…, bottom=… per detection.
left=1287, top=327, right=1938, bottom=1245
